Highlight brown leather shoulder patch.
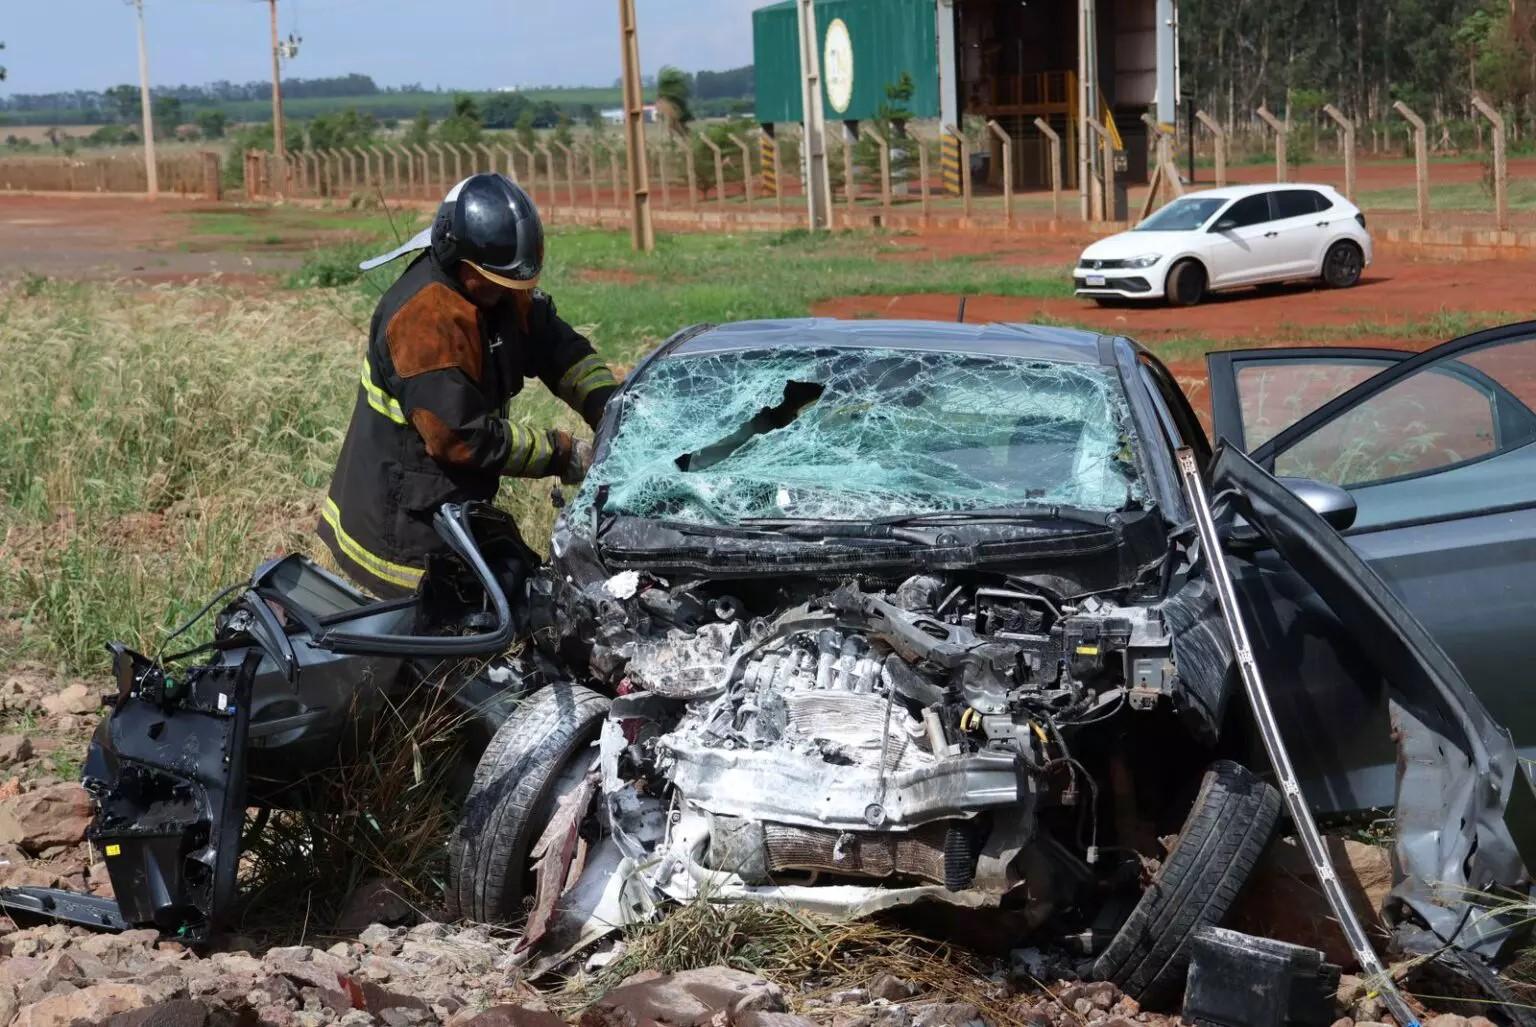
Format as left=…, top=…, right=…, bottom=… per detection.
left=409, top=408, right=475, bottom=466
left=386, top=282, right=483, bottom=381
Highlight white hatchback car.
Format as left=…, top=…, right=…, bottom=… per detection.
left=1074, top=183, right=1373, bottom=306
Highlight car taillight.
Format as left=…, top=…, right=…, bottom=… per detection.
left=1354, top=212, right=1367, bottom=229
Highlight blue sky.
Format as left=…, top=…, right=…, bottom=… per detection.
left=2, top=0, right=765, bottom=95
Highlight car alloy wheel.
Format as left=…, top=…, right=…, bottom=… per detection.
left=1323, top=241, right=1363, bottom=289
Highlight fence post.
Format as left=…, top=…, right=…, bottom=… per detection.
left=427, top=143, right=448, bottom=194
left=916, top=131, right=932, bottom=224
left=839, top=125, right=856, bottom=218
left=1033, top=117, right=1062, bottom=220
left=609, top=149, right=622, bottom=208
left=397, top=147, right=410, bottom=198
left=410, top=146, right=429, bottom=198
left=515, top=144, right=536, bottom=194
left=656, top=146, right=671, bottom=207
left=1321, top=105, right=1356, bottom=201
left=200, top=151, right=222, bottom=201
left=942, top=123, right=971, bottom=219
left=1085, top=118, right=1115, bottom=221
left=1393, top=100, right=1430, bottom=230
left=858, top=125, right=892, bottom=223
left=1256, top=104, right=1288, bottom=183
left=554, top=142, right=577, bottom=209
left=684, top=141, right=698, bottom=211
left=477, top=143, right=495, bottom=176
left=985, top=120, right=1014, bottom=228
left=1194, top=110, right=1227, bottom=188
left=769, top=131, right=782, bottom=213
left=1470, top=96, right=1507, bottom=232
left=586, top=143, right=601, bottom=206
left=535, top=144, right=554, bottom=211
left=700, top=134, right=726, bottom=213
left=728, top=132, right=754, bottom=205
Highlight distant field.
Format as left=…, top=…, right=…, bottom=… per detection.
left=1, top=86, right=630, bottom=128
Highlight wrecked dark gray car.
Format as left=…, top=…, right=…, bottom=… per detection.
left=445, top=319, right=1536, bottom=1004
left=6, top=318, right=1534, bottom=1014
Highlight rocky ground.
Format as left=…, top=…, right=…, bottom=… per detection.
left=0, top=664, right=1499, bottom=1027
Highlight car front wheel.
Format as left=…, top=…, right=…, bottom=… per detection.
left=1165, top=260, right=1206, bottom=307
left=447, top=683, right=609, bottom=923
left=1321, top=240, right=1364, bottom=288
left=1090, top=760, right=1282, bottom=1007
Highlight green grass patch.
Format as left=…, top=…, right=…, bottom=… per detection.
left=1358, top=178, right=1536, bottom=212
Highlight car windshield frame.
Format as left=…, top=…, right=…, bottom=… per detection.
left=1134, top=196, right=1228, bottom=232
left=572, top=343, right=1151, bottom=529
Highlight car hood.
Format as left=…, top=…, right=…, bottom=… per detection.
left=1079, top=231, right=1195, bottom=262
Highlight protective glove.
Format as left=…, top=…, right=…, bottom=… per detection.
left=562, top=439, right=594, bottom=485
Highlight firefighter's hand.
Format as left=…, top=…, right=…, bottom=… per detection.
left=561, top=439, right=593, bottom=485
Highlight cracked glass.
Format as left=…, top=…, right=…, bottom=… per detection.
left=575, top=347, right=1146, bottom=525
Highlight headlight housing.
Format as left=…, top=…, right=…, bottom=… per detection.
left=1126, top=253, right=1162, bottom=269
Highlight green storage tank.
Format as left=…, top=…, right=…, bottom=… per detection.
left=753, top=0, right=941, bottom=124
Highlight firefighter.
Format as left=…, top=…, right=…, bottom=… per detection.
left=318, top=173, right=618, bottom=598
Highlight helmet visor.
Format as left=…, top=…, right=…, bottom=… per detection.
left=463, top=260, right=540, bottom=291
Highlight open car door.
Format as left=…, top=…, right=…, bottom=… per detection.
left=1206, top=322, right=1536, bottom=809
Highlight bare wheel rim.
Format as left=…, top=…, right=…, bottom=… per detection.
left=1327, top=243, right=1361, bottom=284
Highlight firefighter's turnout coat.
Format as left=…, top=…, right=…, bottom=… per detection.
left=318, top=252, right=617, bottom=597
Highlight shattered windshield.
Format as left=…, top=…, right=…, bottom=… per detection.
left=574, top=346, right=1146, bottom=526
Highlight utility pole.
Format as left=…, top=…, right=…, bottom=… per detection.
left=268, top=0, right=287, bottom=194
left=129, top=0, right=158, bottom=197
left=796, top=0, right=831, bottom=230
left=617, top=0, right=654, bottom=251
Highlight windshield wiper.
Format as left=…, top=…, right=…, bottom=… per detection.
left=731, top=517, right=934, bottom=544
left=872, top=504, right=1117, bottom=528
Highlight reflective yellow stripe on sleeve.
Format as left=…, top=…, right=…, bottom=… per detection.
left=360, top=356, right=407, bottom=425
left=556, top=355, right=609, bottom=407
left=569, top=365, right=619, bottom=409
left=322, top=498, right=423, bottom=590
left=503, top=422, right=535, bottom=475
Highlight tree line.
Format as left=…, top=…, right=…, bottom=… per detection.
left=1181, top=0, right=1536, bottom=138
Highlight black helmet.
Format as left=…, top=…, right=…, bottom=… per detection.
left=430, top=173, right=544, bottom=290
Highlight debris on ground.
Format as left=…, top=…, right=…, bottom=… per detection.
left=0, top=919, right=1199, bottom=1027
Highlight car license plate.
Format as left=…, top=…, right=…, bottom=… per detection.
left=1086, top=275, right=1107, bottom=287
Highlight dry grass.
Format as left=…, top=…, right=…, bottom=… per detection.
left=0, top=276, right=579, bottom=672
left=555, top=897, right=1040, bottom=1025
left=235, top=659, right=491, bottom=942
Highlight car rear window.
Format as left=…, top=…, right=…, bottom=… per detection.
left=1274, top=189, right=1330, bottom=218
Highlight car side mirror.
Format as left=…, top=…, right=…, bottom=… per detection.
left=1211, top=218, right=1237, bottom=232
left=1279, top=476, right=1357, bottom=532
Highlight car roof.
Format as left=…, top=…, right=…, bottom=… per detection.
left=1178, top=182, right=1344, bottom=202
left=668, top=318, right=1110, bottom=364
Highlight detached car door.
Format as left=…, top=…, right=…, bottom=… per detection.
left=1208, top=323, right=1536, bottom=806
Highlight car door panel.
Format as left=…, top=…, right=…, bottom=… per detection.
left=1269, top=190, right=1331, bottom=276
left=1204, top=323, right=1536, bottom=814
left=1204, top=193, right=1277, bottom=287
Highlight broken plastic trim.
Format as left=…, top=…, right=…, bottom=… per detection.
left=314, top=503, right=513, bottom=657
left=575, top=347, right=1147, bottom=526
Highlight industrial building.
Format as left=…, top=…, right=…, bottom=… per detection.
left=752, top=0, right=1177, bottom=209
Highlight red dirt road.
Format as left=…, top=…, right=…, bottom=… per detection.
left=814, top=252, right=1535, bottom=349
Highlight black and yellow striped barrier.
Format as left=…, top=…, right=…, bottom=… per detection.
left=940, top=133, right=962, bottom=196
left=760, top=133, right=777, bottom=194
